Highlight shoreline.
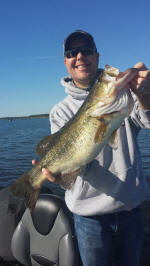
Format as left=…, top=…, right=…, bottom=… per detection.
left=0, top=114, right=49, bottom=120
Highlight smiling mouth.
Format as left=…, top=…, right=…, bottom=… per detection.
left=75, top=64, right=89, bottom=70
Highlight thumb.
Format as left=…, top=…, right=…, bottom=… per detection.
left=134, top=62, right=147, bottom=71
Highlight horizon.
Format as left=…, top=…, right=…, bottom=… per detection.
left=0, top=112, right=49, bottom=119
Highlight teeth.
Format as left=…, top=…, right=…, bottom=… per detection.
left=77, top=65, right=87, bottom=69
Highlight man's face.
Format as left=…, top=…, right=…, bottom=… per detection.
left=64, top=39, right=99, bottom=88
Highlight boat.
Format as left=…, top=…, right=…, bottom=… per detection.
left=0, top=186, right=81, bottom=266
left=0, top=185, right=150, bottom=266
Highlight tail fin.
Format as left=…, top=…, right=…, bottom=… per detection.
left=11, top=173, right=40, bottom=211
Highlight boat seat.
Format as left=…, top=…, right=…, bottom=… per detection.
left=0, top=186, right=25, bottom=264
left=11, top=194, right=79, bottom=266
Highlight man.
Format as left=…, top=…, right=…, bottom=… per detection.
left=34, top=30, right=150, bottom=266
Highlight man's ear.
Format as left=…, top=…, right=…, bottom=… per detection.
left=64, top=57, right=67, bottom=66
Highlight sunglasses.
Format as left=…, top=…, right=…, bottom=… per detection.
left=64, top=45, right=97, bottom=59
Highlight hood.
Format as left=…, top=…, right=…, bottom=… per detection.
left=61, top=69, right=103, bottom=101
left=61, top=76, right=90, bottom=100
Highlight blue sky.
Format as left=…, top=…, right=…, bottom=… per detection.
left=0, top=0, right=150, bottom=118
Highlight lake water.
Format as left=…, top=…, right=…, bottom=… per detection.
left=0, top=118, right=66, bottom=197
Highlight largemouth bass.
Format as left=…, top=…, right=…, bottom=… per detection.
left=11, top=65, right=137, bottom=210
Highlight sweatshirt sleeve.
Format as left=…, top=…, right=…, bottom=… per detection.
left=49, top=104, right=69, bottom=134
left=130, top=94, right=150, bottom=129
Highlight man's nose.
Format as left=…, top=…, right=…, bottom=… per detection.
left=76, top=52, right=84, bottom=60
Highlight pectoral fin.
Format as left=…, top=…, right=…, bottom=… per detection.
left=94, top=117, right=109, bottom=144
left=108, top=130, right=118, bottom=149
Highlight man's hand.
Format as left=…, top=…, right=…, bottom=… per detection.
left=32, top=160, right=56, bottom=182
left=130, top=62, right=150, bottom=109
left=32, top=160, right=80, bottom=188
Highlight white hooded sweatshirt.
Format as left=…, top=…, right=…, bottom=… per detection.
left=49, top=75, right=150, bottom=216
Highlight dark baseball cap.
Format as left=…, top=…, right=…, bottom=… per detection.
left=63, top=30, right=97, bottom=54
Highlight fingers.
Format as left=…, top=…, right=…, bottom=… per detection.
left=138, top=70, right=150, bottom=80
left=131, top=76, right=150, bottom=94
left=133, top=62, right=147, bottom=71
left=32, top=159, right=37, bottom=165
left=32, top=159, right=56, bottom=182
left=130, top=62, right=150, bottom=95
left=42, top=168, right=55, bottom=182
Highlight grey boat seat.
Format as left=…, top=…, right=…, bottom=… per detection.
left=0, top=186, right=25, bottom=265
left=11, top=194, right=79, bottom=266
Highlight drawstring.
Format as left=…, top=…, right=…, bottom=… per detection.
left=114, top=213, right=119, bottom=233
left=111, top=213, right=119, bottom=233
